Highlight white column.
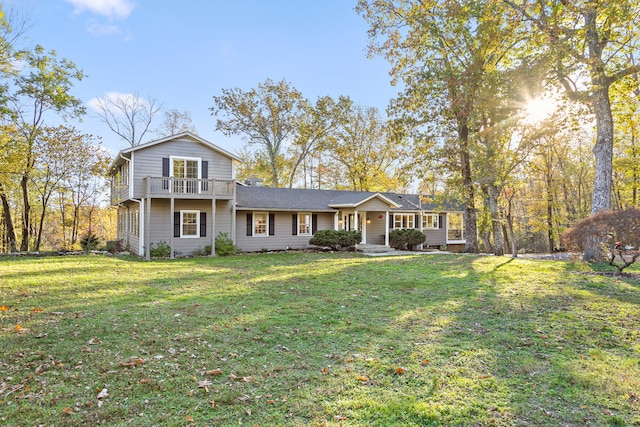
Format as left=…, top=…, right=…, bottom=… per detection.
left=145, top=198, right=151, bottom=260
left=170, top=197, right=175, bottom=259
left=211, top=199, right=216, bottom=256
left=361, top=211, right=367, bottom=244
left=385, top=211, right=390, bottom=246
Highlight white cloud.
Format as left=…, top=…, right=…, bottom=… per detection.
left=64, top=0, right=135, bottom=20
left=86, top=22, right=122, bottom=36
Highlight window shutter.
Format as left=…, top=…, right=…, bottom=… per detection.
left=415, top=214, right=420, bottom=228
left=174, top=212, right=180, bottom=237
left=439, top=214, right=445, bottom=229
left=312, top=214, right=318, bottom=234
left=246, top=213, right=252, bottom=236
left=200, top=212, right=206, bottom=237
left=163, top=158, right=170, bottom=190
left=201, top=161, right=208, bottom=179
left=389, top=214, right=394, bottom=229
left=162, top=158, right=170, bottom=177
left=201, top=160, right=209, bottom=192
left=269, top=213, right=275, bottom=236
left=292, top=214, right=297, bottom=235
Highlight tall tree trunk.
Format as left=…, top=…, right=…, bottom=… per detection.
left=0, top=184, right=17, bottom=253
left=20, top=174, right=30, bottom=251
left=460, top=125, right=478, bottom=253
left=506, top=210, right=517, bottom=258
left=487, top=183, right=504, bottom=256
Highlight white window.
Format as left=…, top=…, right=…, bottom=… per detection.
left=171, top=156, right=200, bottom=194
left=181, top=210, right=199, bottom=238
left=298, top=213, right=311, bottom=236
left=393, top=214, right=415, bottom=229
left=128, top=210, right=139, bottom=236
left=253, top=212, right=268, bottom=236
left=447, top=212, right=464, bottom=241
left=422, top=214, right=439, bottom=230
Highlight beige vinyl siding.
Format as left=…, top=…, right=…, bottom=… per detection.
left=424, top=229, right=446, bottom=246
left=235, top=211, right=334, bottom=252
left=116, top=202, right=141, bottom=253
left=147, top=199, right=234, bottom=256
left=132, top=138, right=234, bottom=198
left=364, top=213, right=387, bottom=245
left=356, top=198, right=394, bottom=211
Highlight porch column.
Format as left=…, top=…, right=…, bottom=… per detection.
left=170, top=197, right=175, bottom=259
left=139, top=199, right=145, bottom=257
left=211, top=199, right=216, bottom=256
left=361, top=211, right=367, bottom=244
left=145, top=198, right=151, bottom=260
left=334, top=212, right=339, bottom=230
left=231, top=201, right=236, bottom=242
left=385, top=211, right=390, bottom=246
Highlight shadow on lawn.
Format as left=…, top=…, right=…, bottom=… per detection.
left=0, top=253, right=638, bottom=426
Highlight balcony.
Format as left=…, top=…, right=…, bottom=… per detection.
left=144, top=177, right=235, bottom=199
left=111, top=182, right=130, bottom=206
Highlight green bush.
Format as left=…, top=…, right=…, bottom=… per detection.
left=389, top=229, right=426, bottom=251
left=149, top=241, right=171, bottom=258
left=215, top=232, right=241, bottom=256
left=309, top=230, right=362, bottom=250
left=80, top=232, right=100, bottom=252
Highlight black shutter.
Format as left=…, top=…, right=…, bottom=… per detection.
left=312, top=214, right=318, bottom=234
left=439, top=214, right=445, bottom=229
left=246, top=213, right=252, bottom=236
left=415, top=214, right=420, bottom=228
left=201, top=161, right=208, bottom=179
left=174, top=212, right=180, bottom=237
left=201, top=160, right=209, bottom=192
left=389, top=214, right=394, bottom=228
left=200, top=212, right=206, bottom=237
left=269, top=213, right=275, bottom=236
left=292, top=214, right=297, bottom=235
left=162, top=158, right=170, bottom=190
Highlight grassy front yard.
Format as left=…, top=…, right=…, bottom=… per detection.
left=0, top=253, right=639, bottom=426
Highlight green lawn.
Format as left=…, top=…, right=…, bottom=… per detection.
left=0, top=253, right=638, bottom=426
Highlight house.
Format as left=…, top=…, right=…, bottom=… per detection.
left=109, top=132, right=465, bottom=258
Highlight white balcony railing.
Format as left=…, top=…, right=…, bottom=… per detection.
left=144, top=177, right=235, bottom=198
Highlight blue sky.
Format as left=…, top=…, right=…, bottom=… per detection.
left=18, top=0, right=399, bottom=155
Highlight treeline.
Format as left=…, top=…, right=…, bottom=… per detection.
left=0, top=8, right=111, bottom=252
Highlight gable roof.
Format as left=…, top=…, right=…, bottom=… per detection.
left=236, top=185, right=463, bottom=212
left=109, top=131, right=241, bottom=172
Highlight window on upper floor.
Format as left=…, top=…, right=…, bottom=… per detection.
left=171, top=157, right=200, bottom=193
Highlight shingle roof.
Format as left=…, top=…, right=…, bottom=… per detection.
left=235, top=184, right=463, bottom=212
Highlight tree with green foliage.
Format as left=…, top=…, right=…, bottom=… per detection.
left=321, top=97, right=407, bottom=192
left=357, top=0, right=526, bottom=253
left=9, top=45, right=85, bottom=251
left=211, top=78, right=305, bottom=188
left=505, top=0, right=640, bottom=260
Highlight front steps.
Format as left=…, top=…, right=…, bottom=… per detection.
left=356, top=244, right=394, bottom=254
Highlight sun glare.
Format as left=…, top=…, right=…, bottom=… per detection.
left=524, top=98, right=556, bottom=124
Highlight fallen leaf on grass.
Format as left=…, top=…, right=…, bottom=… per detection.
left=206, top=369, right=223, bottom=375
left=198, top=380, right=213, bottom=388
left=266, top=399, right=275, bottom=405
left=421, top=359, right=430, bottom=365
left=357, top=375, right=368, bottom=381
left=0, top=305, right=7, bottom=311
left=394, top=367, right=405, bottom=375
left=88, top=338, right=102, bottom=345
left=322, top=367, right=329, bottom=375
left=479, top=374, right=490, bottom=379
left=185, top=415, right=194, bottom=422
left=62, top=407, right=74, bottom=415
left=119, top=356, right=145, bottom=368
left=31, top=307, right=44, bottom=313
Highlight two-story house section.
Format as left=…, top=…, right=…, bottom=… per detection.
left=109, top=132, right=239, bottom=258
